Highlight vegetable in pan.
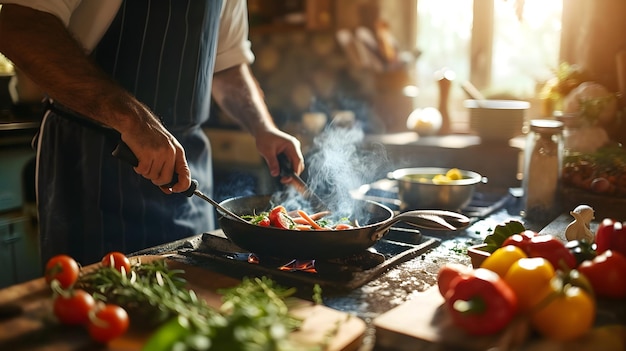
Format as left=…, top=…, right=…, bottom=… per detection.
left=243, top=205, right=355, bottom=231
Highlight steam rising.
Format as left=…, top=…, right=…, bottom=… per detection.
left=274, top=123, right=390, bottom=223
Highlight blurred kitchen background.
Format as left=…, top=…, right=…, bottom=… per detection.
left=1, top=0, right=625, bottom=287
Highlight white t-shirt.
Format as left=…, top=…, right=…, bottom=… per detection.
left=0, top=0, right=254, bottom=72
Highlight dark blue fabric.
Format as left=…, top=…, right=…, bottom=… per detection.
left=37, top=0, right=222, bottom=266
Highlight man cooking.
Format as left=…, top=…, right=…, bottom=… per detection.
left=0, top=0, right=304, bottom=266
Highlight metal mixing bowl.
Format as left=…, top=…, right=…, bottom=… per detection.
left=388, top=167, right=486, bottom=211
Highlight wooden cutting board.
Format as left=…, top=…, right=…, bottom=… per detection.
left=373, top=287, right=626, bottom=351
left=0, top=255, right=366, bottom=351
left=373, top=214, right=626, bottom=351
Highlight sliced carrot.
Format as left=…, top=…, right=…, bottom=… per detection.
left=308, top=211, right=331, bottom=221
left=297, top=210, right=323, bottom=230
left=292, top=217, right=310, bottom=225
left=334, top=223, right=354, bottom=230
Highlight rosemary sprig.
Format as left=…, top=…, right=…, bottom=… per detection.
left=77, top=260, right=312, bottom=350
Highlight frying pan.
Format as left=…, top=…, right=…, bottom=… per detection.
left=110, top=143, right=470, bottom=258
left=216, top=195, right=470, bottom=259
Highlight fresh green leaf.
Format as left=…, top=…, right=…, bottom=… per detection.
left=482, top=220, right=526, bottom=253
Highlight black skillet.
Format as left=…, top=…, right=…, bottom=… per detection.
left=113, top=143, right=470, bottom=259
left=216, top=194, right=470, bottom=259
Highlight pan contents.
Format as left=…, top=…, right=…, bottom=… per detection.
left=243, top=205, right=356, bottom=230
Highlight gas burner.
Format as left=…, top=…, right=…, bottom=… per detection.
left=350, top=178, right=512, bottom=219
left=180, top=227, right=439, bottom=292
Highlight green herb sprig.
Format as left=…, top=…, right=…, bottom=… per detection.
left=78, top=260, right=316, bottom=351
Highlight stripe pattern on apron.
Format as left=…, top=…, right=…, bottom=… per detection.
left=37, top=0, right=223, bottom=265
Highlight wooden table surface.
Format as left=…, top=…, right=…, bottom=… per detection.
left=0, top=255, right=367, bottom=351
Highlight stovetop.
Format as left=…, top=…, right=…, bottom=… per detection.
left=180, top=227, right=439, bottom=292
left=173, top=179, right=512, bottom=293
left=350, top=178, right=511, bottom=219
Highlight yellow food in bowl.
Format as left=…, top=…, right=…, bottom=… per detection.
left=432, top=174, right=452, bottom=184
left=445, top=168, right=463, bottom=180
left=432, top=168, right=463, bottom=184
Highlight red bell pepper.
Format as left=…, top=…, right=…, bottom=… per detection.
left=595, top=218, right=626, bottom=257
left=501, top=230, right=538, bottom=252
left=578, top=250, right=626, bottom=299
left=524, top=235, right=577, bottom=270
left=444, top=268, right=518, bottom=336
left=269, top=206, right=292, bottom=229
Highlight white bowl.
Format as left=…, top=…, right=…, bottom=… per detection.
left=464, top=100, right=530, bottom=142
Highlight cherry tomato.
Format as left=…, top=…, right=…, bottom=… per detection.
left=436, top=262, right=473, bottom=297
left=53, top=289, right=96, bottom=325
left=480, top=245, right=528, bottom=277
left=269, top=206, right=292, bottom=229
left=503, top=257, right=555, bottom=312
left=88, top=304, right=130, bottom=343
left=578, top=250, right=626, bottom=299
left=101, top=252, right=131, bottom=274
left=45, top=254, right=80, bottom=289
left=530, top=280, right=595, bottom=341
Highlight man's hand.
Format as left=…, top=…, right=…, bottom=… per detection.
left=212, top=64, right=305, bottom=184
left=118, top=101, right=191, bottom=194
left=254, top=128, right=304, bottom=184
left=0, top=4, right=192, bottom=194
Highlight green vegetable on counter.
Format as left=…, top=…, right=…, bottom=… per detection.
left=78, top=260, right=319, bottom=351
left=482, top=220, right=526, bottom=253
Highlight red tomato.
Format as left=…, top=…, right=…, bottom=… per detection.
left=595, top=218, right=626, bottom=257
left=88, top=304, right=130, bottom=343
left=269, top=206, right=291, bottom=229
left=53, top=289, right=96, bottom=325
left=101, top=252, right=131, bottom=274
left=578, top=250, right=626, bottom=299
left=45, top=255, right=80, bottom=289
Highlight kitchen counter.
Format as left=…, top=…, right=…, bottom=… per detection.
left=126, top=194, right=551, bottom=350
left=0, top=192, right=601, bottom=350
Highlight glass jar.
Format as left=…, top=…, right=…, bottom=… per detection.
left=522, top=119, right=564, bottom=222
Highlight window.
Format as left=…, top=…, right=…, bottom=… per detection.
left=414, top=0, right=563, bottom=131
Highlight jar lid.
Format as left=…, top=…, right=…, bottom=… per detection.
left=529, top=119, right=563, bottom=134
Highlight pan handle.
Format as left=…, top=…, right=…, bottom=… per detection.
left=373, top=209, right=471, bottom=239
left=112, top=141, right=195, bottom=197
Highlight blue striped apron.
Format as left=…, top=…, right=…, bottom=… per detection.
left=36, top=0, right=223, bottom=265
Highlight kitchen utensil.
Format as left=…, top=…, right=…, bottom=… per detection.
left=436, top=69, right=455, bottom=134
left=460, top=81, right=487, bottom=103
left=215, top=194, right=470, bottom=259
left=111, top=142, right=248, bottom=223
left=277, top=153, right=329, bottom=213
left=388, top=167, right=486, bottom=211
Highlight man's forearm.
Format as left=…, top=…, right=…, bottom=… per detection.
left=0, top=4, right=139, bottom=132
left=211, top=63, right=277, bottom=136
